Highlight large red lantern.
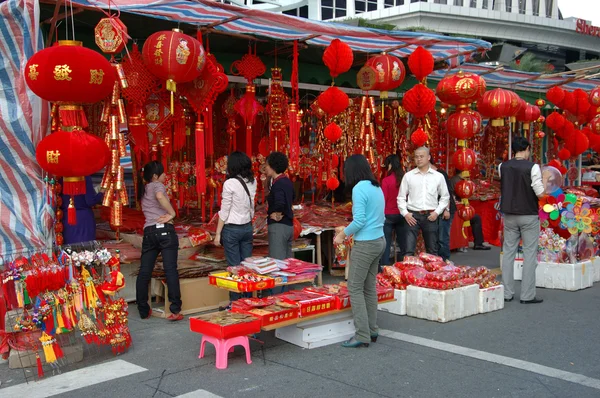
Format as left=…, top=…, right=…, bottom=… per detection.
left=546, top=111, right=565, bottom=131
left=366, top=53, right=405, bottom=97
left=564, top=130, right=589, bottom=157
left=403, top=84, right=436, bottom=118
left=446, top=109, right=481, bottom=140
left=407, top=46, right=434, bottom=81
left=324, top=122, right=343, bottom=142
left=142, top=29, right=206, bottom=113
left=457, top=204, right=476, bottom=222
left=590, top=86, right=600, bottom=107
left=318, top=86, right=349, bottom=117
left=323, top=39, right=353, bottom=79
left=453, top=147, right=477, bottom=171
left=455, top=179, right=476, bottom=199
left=516, top=103, right=541, bottom=130
left=436, top=70, right=486, bottom=106
left=477, top=88, right=521, bottom=126
left=36, top=130, right=110, bottom=195
left=546, top=86, right=565, bottom=107
left=24, top=40, right=116, bottom=127
left=589, top=115, right=600, bottom=135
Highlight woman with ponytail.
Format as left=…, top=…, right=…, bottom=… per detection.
left=135, top=161, right=183, bottom=321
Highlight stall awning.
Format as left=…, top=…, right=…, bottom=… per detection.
left=69, top=0, right=491, bottom=65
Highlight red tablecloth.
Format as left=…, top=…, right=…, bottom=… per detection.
left=451, top=199, right=502, bottom=248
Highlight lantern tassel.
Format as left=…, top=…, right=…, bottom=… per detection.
left=68, top=197, right=77, bottom=226
left=166, top=79, right=176, bottom=114
left=63, top=176, right=86, bottom=196
left=58, top=105, right=88, bottom=129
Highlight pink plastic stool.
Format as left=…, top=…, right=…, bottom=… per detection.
left=199, top=335, right=252, bottom=369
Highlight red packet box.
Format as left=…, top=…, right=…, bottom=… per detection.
left=189, top=312, right=261, bottom=339
left=377, top=286, right=394, bottom=302
left=230, top=298, right=298, bottom=327
left=276, top=291, right=336, bottom=317
left=304, top=285, right=351, bottom=310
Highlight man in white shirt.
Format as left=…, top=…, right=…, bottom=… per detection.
left=397, top=147, right=450, bottom=256
left=499, top=136, right=545, bottom=304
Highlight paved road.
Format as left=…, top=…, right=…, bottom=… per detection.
left=2, top=247, right=599, bottom=398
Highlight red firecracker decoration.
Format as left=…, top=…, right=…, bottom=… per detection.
left=436, top=70, right=486, bottom=106
left=324, top=123, right=343, bottom=142
left=322, top=39, right=354, bottom=79
left=447, top=109, right=481, bottom=140
left=546, top=86, right=565, bottom=107
left=453, top=147, right=477, bottom=171
left=408, top=46, right=434, bottom=81
left=142, top=29, right=206, bottom=113
left=410, top=127, right=428, bottom=147
left=558, top=148, right=571, bottom=161
left=402, top=84, right=436, bottom=118
left=24, top=40, right=116, bottom=128
left=36, top=130, right=110, bottom=195
left=318, top=86, right=349, bottom=117
left=455, top=179, right=476, bottom=199
left=366, top=53, right=405, bottom=98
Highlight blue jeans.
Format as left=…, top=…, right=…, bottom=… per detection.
left=438, top=214, right=454, bottom=261
left=405, top=213, right=439, bottom=256
left=382, top=214, right=406, bottom=265
left=222, top=223, right=253, bottom=301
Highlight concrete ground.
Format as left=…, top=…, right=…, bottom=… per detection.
left=1, top=246, right=600, bottom=398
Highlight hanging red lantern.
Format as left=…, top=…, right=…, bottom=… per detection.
left=546, top=111, right=565, bottom=131
left=403, top=84, right=436, bottom=118
left=94, top=17, right=128, bottom=54
left=36, top=130, right=110, bottom=195
left=555, top=120, right=575, bottom=139
left=410, top=127, right=428, bottom=147
left=455, top=179, right=476, bottom=199
left=324, top=122, right=343, bottom=142
left=356, top=64, right=378, bottom=91
left=546, top=86, right=565, bottom=107
left=318, top=86, right=349, bottom=117
left=435, top=70, right=486, bottom=106
left=24, top=40, right=116, bottom=127
left=446, top=109, right=481, bottom=140
left=331, top=154, right=340, bottom=167
left=457, top=204, right=476, bottom=222
left=322, top=39, right=353, bottom=79
left=453, top=147, right=477, bottom=171
left=477, top=88, right=520, bottom=126
left=366, top=53, right=405, bottom=97
left=557, top=148, right=571, bottom=161
left=326, top=176, right=340, bottom=191
left=564, top=130, right=589, bottom=157
left=561, top=91, right=576, bottom=113
left=589, top=86, right=600, bottom=107
left=535, top=98, right=546, bottom=107
left=589, top=115, right=600, bottom=135
left=142, top=29, right=206, bottom=113
left=570, top=88, right=591, bottom=117
left=407, top=46, right=434, bottom=81
left=516, top=103, right=541, bottom=130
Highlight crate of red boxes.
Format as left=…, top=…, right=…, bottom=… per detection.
left=276, top=291, right=336, bottom=317
left=208, top=271, right=276, bottom=293
left=189, top=311, right=261, bottom=339
left=230, top=297, right=299, bottom=327
left=304, top=285, right=351, bottom=310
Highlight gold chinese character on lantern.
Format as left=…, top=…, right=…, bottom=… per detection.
left=53, top=64, right=72, bottom=81
left=28, top=64, right=39, bottom=80
left=89, top=69, right=105, bottom=85
left=46, top=150, right=60, bottom=164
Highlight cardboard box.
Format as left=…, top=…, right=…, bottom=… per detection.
left=378, top=289, right=407, bottom=316
left=406, top=284, right=479, bottom=323
left=153, top=277, right=230, bottom=318
left=536, top=261, right=593, bottom=291
left=514, top=260, right=523, bottom=280
left=592, top=257, right=600, bottom=283
left=478, top=285, right=504, bottom=314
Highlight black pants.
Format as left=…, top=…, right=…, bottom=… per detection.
left=382, top=214, right=406, bottom=265
left=136, top=224, right=182, bottom=317
left=405, top=212, right=439, bottom=256
left=471, top=214, right=485, bottom=246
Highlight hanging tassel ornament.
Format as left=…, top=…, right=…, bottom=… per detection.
left=36, top=352, right=44, bottom=378
left=67, top=198, right=77, bottom=225
left=195, top=122, right=206, bottom=221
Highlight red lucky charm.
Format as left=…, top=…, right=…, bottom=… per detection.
left=36, top=130, right=110, bottom=196
left=326, top=176, right=340, bottom=191
left=142, top=29, right=206, bottom=114
left=453, top=147, right=477, bottom=171
left=24, top=40, right=116, bottom=129
left=318, top=87, right=349, bottom=117
left=322, top=39, right=353, bottom=79
left=446, top=109, right=481, bottom=140
left=455, top=180, right=476, bottom=199
left=403, top=84, right=436, bottom=118
left=410, top=127, right=428, bottom=147
left=435, top=70, right=486, bottom=106
left=94, top=17, right=128, bottom=54
left=546, top=86, right=565, bottom=107
left=367, top=53, right=405, bottom=98
left=324, top=122, right=343, bottom=142
left=408, top=46, right=434, bottom=81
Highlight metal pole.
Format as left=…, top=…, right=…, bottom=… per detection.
left=577, top=154, right=582, bottom=186
left=508, top=122, right=512, bottom=159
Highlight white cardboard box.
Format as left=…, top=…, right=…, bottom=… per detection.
left=592, top=257, right=600, bottom=283
left=378, top=289, right=407, bottom=316
left=406, top=284, right=479, bottom=323
left=478, top=285, right=505, bottom=314
left=536, top=261, right=593, bottom=291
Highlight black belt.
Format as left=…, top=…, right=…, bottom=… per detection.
left=144, top=223, right=175, bottom=234
left=410, top=210, right=435, bottom=215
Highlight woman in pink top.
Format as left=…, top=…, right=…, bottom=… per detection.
left=381, top=155, right=406, bottom=266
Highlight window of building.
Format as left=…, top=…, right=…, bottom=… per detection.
left=355, top=0, right=377, bottom=12
left=531, top=0, right=539, bottom=15
left=454, top=0, right=464, bottom=5
left=299, top=5, right=308, bottom=18
left=434, top=0, right=448, bottom=4
left=505, top=0, right=512, bottom=12
left=518, top=0, right=526, bottom=14
left=322, top=0, right=346, bottom=19
left=384, top=0, right=404, bottom=6
left=482, top=0, right=488, bottom=9
left=470, top=0, right=477, bottom=6
left=545, top=0, right=553, bottom=17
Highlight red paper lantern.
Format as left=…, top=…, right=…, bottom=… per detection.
left=326, top=176, right=340, bottom=191
left=453, top=147, right=477, bottom=171
left=546, top=86, right=565, bottom=106
left=323, top=39, right=353, bottom=78
left=408, top=46, right=434, bottom=81
left=571, top=88, right=591, bottom=117
left=477, top=88, right=520, bottom=126
left=555, top=121, right=575, bottom=139
left=435, top=70, right=486, bottom=106
left=535, top=98, right=546, bottom=107
left=446, top=109, right=481, bottom=140
left=324, top=122, right=343, bottom=142
left=455, top=180, right=476, bottom=199
left=586, top=130, right=600, bottom=153
left=546, top=111, right=565, bottom=130
left=516, top=103, right=541, bottom=129
left=457, top=204, right=476, bottom=222
left=589, top=115, right=600, bottom=135
left=143, top=29, right=206, bottom=112
left=318, top=86, right=349, bottom=117
left=564, top=130, right=589, bottom=157
left=403, top=84, right=436, bottom=118
left=561, top=91, right=575, bottom=113
left=410, top=127, right=428, bottom=147
left=366, top=53, right=405, bottom=97
left=36, top=130, right=110, bottom=195
left=331, top=154, right=340, bottom=167
left=558, top=148, right=571, bottom=161
left=590, top=86, right=600, bottom=107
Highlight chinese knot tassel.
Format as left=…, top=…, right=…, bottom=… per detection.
left=67, top=198, right=77, bottom=225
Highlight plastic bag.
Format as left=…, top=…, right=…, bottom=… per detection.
left=402, top=256, right=425, bottom=267
left=418, top=253, right=443, bottom=264
left=401, top=267, right=429, bottom=284
left=566, top=235, right=578, bottom=264
left=424, top=261, right=446, bottom=272
left=426, top=271, right=461, bottom=282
